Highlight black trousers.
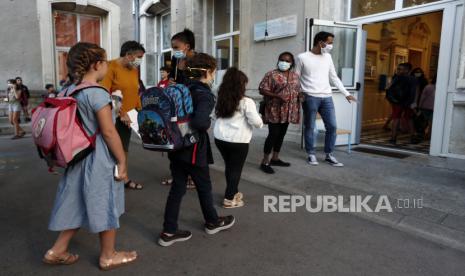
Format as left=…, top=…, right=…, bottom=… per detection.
left=163, top=160, right=219, bottom=233
left=115, top=117, right=132, bottom=152
left=264, top=123, right=289, bottom=155
left=215, top=139, right=249, bottom=200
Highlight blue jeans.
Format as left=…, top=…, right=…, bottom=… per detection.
left=302, top=95, right=337, bottom=155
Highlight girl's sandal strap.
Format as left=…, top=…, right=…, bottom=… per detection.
left=43, top=250, right=79, bottom=265
left=161, top=178, right=173, bottom=185
left=186, top=178, right=196, bottom=189
left=99, top=251, right=137, bottom=271
left=125, top=180, right=143, bottom=190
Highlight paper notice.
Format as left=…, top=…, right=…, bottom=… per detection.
left=127, top=109, right=141, bottom=139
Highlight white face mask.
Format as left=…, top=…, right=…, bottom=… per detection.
left=321, top=43, right=333, bottom=54
left=278, top=61, right=291, bottom=71
left=414, top=73, right=422, bottom=78
left=174, top=50, right=186, bottom=59
left=130, top=57, right=143, bottom=68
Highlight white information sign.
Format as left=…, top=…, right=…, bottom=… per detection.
left=254, top=15, right=298, bottom=42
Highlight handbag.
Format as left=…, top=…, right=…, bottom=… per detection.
left=259, top=99, right=266, bottom=118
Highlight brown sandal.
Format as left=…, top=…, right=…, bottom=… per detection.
left=124, top=180, right=143, bottom=190
left=99, top=251, right=137, bottom=271
left=42, top=250, right=79, bottom=265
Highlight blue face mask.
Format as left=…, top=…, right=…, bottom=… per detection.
left=174, top=50, right=186, bottom=59
left=278, top=61, right=291, bottom=71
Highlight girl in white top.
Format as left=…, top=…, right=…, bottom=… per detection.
left=214, top=68, right=263, bottom=208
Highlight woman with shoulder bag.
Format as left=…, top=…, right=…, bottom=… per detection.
left=258, top=52, right=301, bottom=174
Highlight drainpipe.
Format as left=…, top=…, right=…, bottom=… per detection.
left=134, top=0, right=140, bottom=42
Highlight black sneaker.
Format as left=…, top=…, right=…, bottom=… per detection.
left=269, top=159, right=291, bottom=167
left=389, top=138, right=397, bottom=145
left=325, top=153, right=344, bottom=167
left=260, top=163, right=275, bottom=174
left=205, top=215, right=235, bottom=235
left=158, top=230, right=192, bottom=247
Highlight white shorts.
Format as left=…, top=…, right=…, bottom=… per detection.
left=9, top=103, right=21, bottom=113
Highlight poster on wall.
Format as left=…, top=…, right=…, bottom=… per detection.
left=254, top=15, right=298, bottom=42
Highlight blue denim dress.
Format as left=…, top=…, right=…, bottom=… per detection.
left=48, top=86, right=124, bottom=233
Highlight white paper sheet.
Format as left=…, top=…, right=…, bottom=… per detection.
left=127, top=109, right=141, bottom=139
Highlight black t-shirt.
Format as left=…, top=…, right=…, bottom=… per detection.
left=169, top=56, right=189, bottom=85
left=386, top=75, right=417, bottom=106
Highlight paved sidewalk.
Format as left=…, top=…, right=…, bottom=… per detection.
left=3, top=136, right=465, bottom=275
left=207, top=134, right=465, bottom=253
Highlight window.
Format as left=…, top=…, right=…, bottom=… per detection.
left=309, top=20, right=361, bottom=89
left=213, top=0, right=240, bottom=79
left=350, top=0, right=395, bottom=18
left=53, top=11, right=101, bottom=85
left=144, top=16, right=156, bottom=86
left=350, top=0, right=445, bottom=18
left=142, top=12, right=171, bottom=87
left=158, top=13, right=172, bottom=84
left=403, top=0, right=440, bottom=7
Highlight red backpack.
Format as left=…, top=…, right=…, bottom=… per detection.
left=31, top=82, right=106, bottom=170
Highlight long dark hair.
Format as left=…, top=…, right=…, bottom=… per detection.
left=215, top=67, right=248, bottom=118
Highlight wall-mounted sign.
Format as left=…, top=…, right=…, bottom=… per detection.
left=254, top=15, right=298, bottom=42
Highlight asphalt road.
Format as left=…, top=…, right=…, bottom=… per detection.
left=1, top=135, right=465, bottom=276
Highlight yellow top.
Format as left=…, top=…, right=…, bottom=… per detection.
left=100, top=59, right=141, bottom=115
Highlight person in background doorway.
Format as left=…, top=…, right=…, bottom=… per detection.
left=7, top=80, right=25, bottom=139
left=418, top=75, right=436, bottom=139
left=259, top=52, right=301, bottom=174
left=45, top=84, right=57, bottom=98
left=385, top=63, right=417, bottom=144
left=157, top=66, right=170, bottom=88
left=101, top=40, right=145, bottom=190
left=296, top=31, right=357, bottom=167
left=411, top=68, right=428, bottom=107
left=410, top=67, right=429, bottom=138
left=15, top=77, right=30, bottom=122
left=214, top=67, right=263, bottom=208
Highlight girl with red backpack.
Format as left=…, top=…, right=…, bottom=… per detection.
left=43, top=42, right=137, bottom=271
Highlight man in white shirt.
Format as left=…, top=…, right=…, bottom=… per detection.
left=295, top=31, right=356, bottom=167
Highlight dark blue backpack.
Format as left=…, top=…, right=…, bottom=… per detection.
left=138, top=84, right=197, bottom=151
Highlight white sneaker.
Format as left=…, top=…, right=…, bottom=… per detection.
left=307, top=154, right=319, bottom=166
left=325, top=153, right=344, bottom=167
